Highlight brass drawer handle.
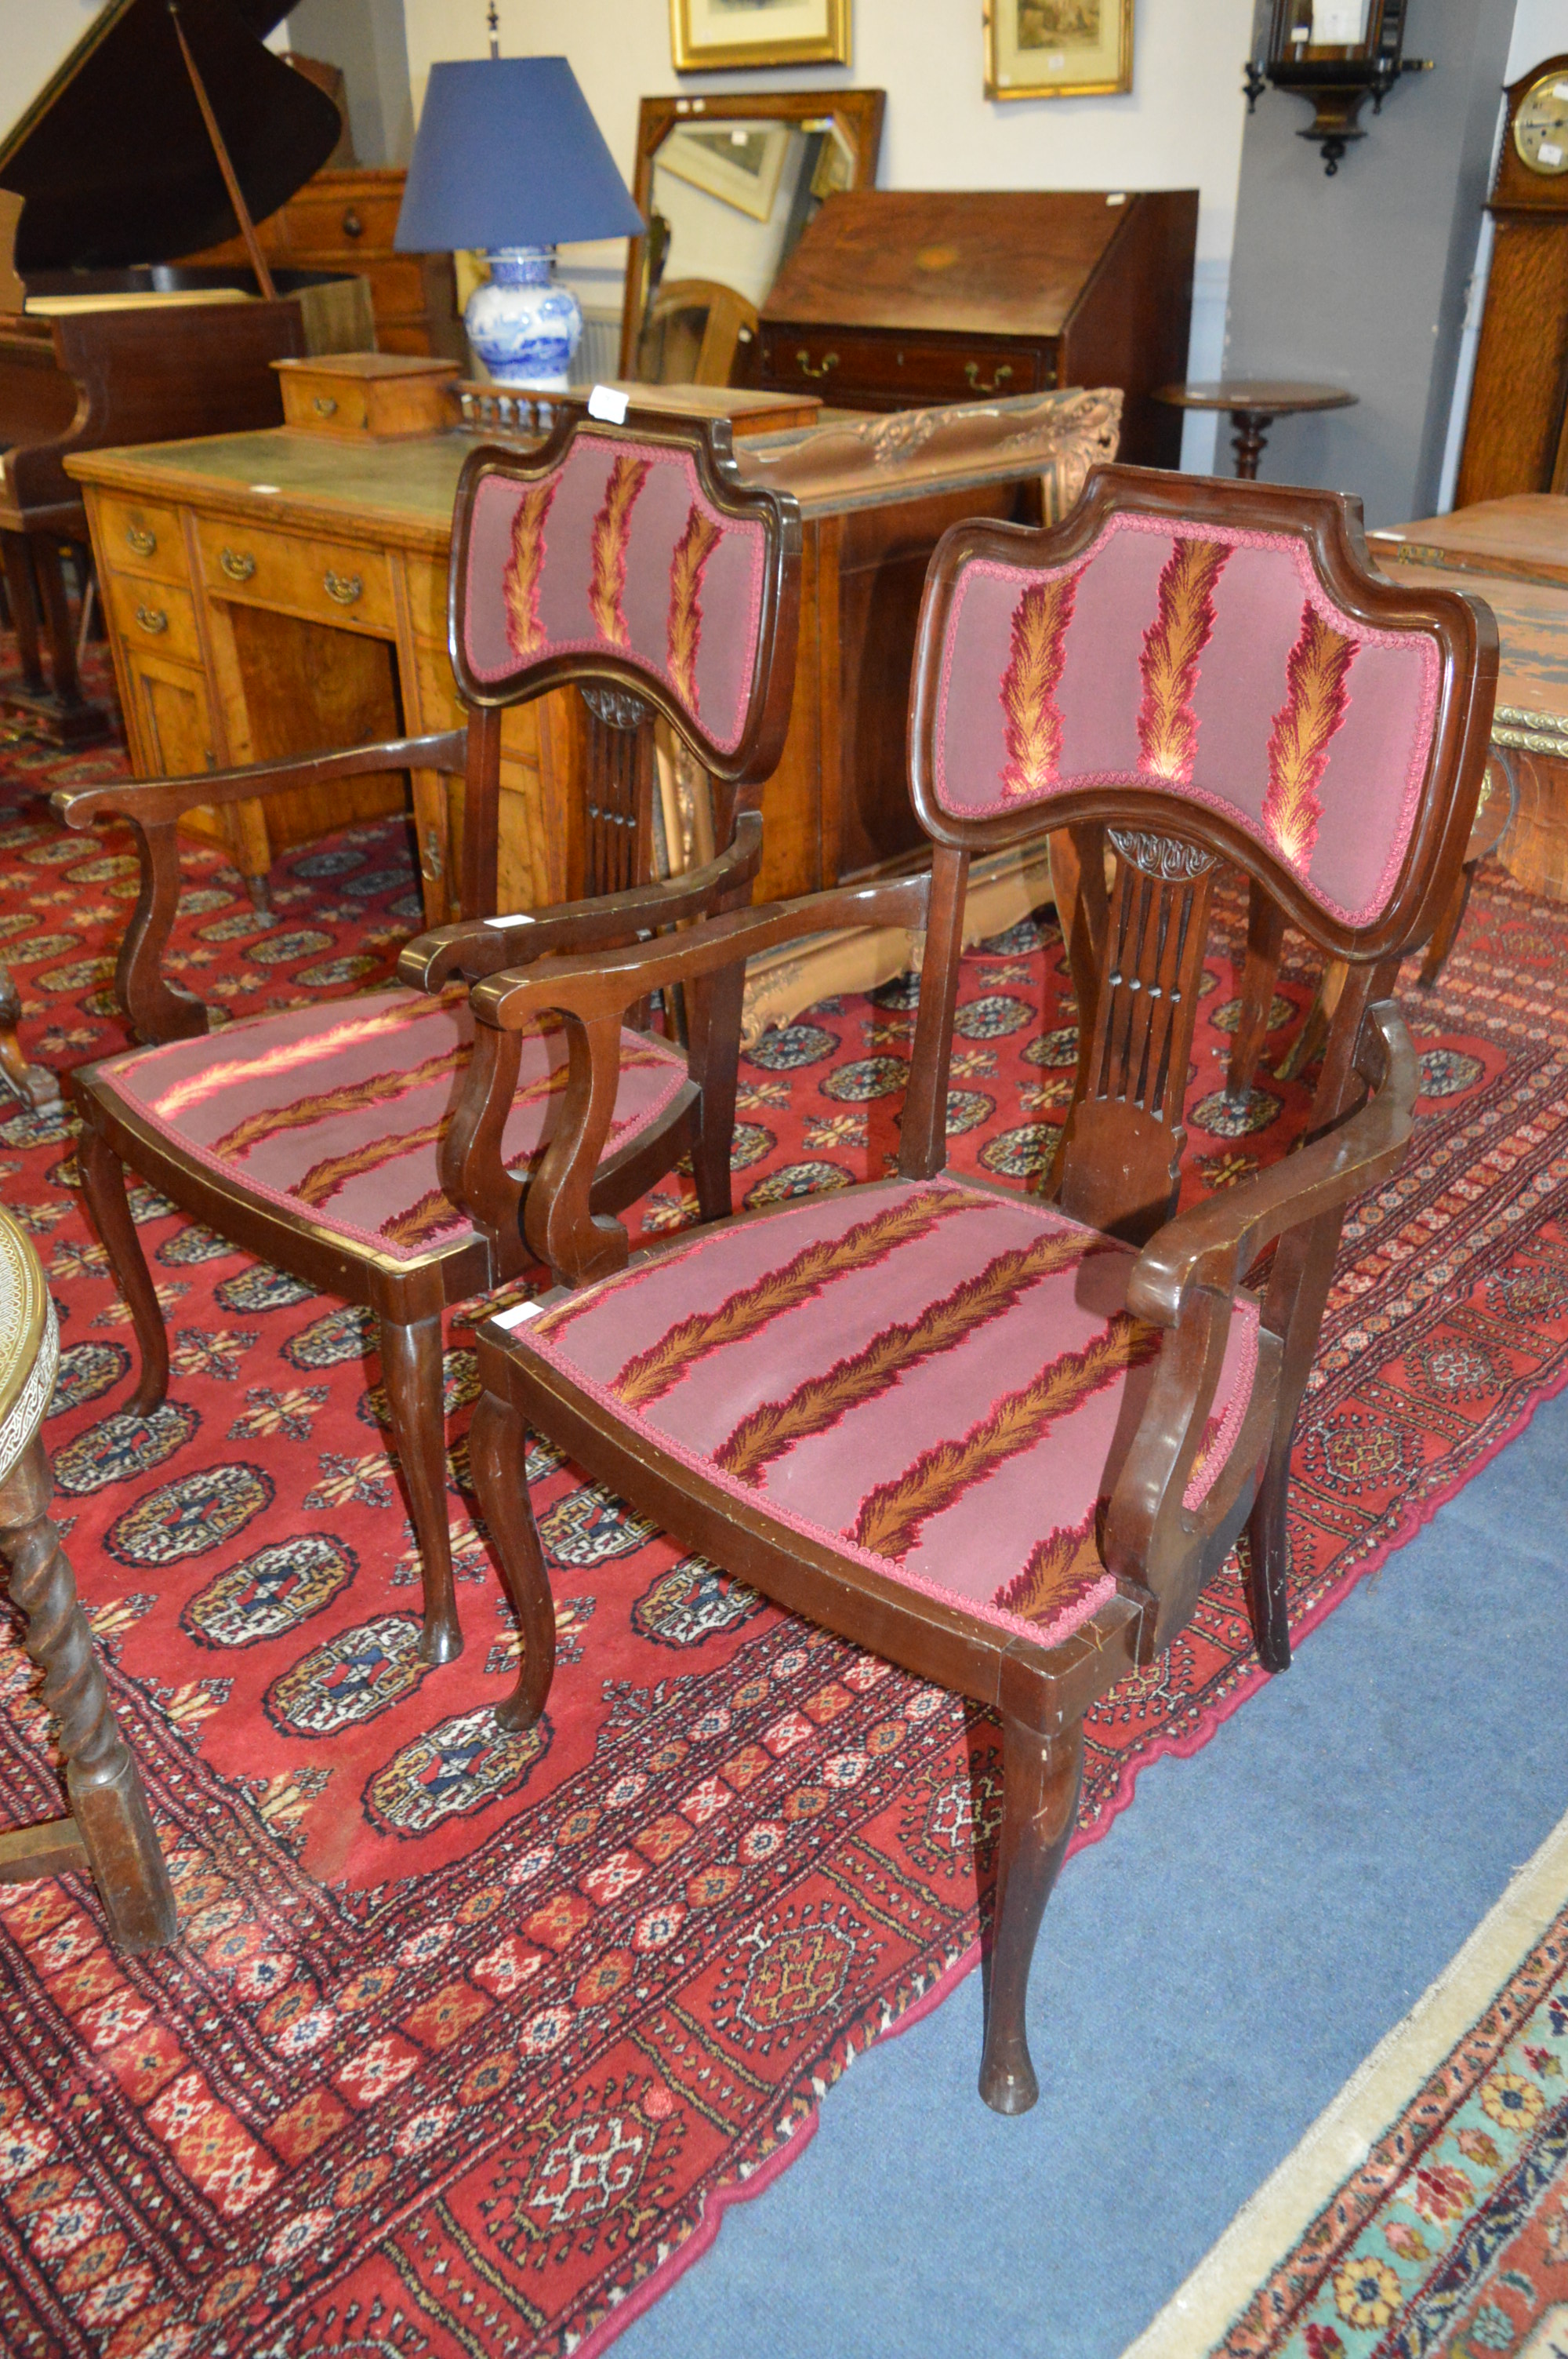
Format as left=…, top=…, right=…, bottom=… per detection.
left=964, top=361, right=1014, bottom=391
left=796, top=347, right=839, bottom=379
left=313, top=395, right=338, bottom=417
left=324, top=569, right=362, bottom=605
left=342, top=209, right=364, bottom=238
left=135, top=604, right=168, bottom=634
left=220, top=547, right=256, bottom=583
left=125, top=522, right=156, bottom=557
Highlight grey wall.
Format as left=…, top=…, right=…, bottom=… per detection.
left=1222, top=0, right=1514, bottom=526
left=283, top=0, right=414, bottom=167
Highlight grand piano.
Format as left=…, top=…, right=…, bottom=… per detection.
left=0, top=0, right=374, bottom=740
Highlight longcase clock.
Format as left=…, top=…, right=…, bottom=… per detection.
left=1456, top=55, right=1568, bottom=507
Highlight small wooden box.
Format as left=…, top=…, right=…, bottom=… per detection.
left=274, top=351, right=459, bottom=440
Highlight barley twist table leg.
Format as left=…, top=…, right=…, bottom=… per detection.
left=0, top=1437, right=176, bottom=1952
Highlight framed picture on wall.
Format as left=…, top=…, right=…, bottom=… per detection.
left=670, top=0, right=851, bottom=74
left=984, top=0, right=1134, bottom=100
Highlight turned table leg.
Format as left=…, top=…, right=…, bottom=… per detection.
left=0, top=1434, right=176, bottom=1952
left=1229, top=409, right=1275, bottom=481
left=0, top=965, right=61, bottom=1113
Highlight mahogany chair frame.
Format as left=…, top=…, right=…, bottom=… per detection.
left=441, top=467, right=1496, bottom=2112
left=51, top=405, right=802, bottom=1668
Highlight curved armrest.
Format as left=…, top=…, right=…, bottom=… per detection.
left=1100, top=1002, right=1415, bottom=1641
left=1127, top=1001, right=1416, bottom=1330
left=470, top=872, right=931, bottom=1034
left=51, top=731, right=466, bottom=833
left=441, top=870, right=932, bottom=1287
left=396, top=811, right=766, bottom=993
left=59, top=731, right=466, bottom=1047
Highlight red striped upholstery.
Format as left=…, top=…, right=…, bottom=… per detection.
left=935, top=514, right=1441, bottom=925
left=94, top=990, right=688, bottom=1264
left=510, top=1176, right=1259, bottom=1648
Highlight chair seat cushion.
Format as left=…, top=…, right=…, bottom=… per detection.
left=510, top=1176, right=1260, bottom=1652
left=91, top=988, right=689, bottom=1263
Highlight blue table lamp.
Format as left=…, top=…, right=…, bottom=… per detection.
left=395, top=55, right=643, bottom=390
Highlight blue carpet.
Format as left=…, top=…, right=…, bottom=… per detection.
left=615, top=1384, right=1568, bottom=2359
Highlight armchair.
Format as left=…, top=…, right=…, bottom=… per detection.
left=454, top=465, right=1496, bottom=2112
left=52, top=405, right=801, bottom=1667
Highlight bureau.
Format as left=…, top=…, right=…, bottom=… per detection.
left=755, top=190, right=1197, bottom=467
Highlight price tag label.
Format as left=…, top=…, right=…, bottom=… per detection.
left=588, top=383, right=630, bottom=425
left=1541, top=140, right=1564, bottom=166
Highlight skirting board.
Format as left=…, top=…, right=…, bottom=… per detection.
left=739, top=838, right=1057, bottom=1047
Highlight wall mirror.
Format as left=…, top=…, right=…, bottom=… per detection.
left=619, top=89, right=884, bottom=379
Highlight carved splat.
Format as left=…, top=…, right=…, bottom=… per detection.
left=1054, top=831, right=1214, bottom=1243
left=579, top=684, right=657, bottom=900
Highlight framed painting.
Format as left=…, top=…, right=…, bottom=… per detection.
left=670, top=0, right=851, bottom=74
left=984, top=0, right=1134, bottom=100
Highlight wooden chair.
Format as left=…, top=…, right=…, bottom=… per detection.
left=52, top=407, right=801, bottom=1667
left=443, top=465, right=1496, bottom=2111
left=0, top=1209, right=176, bottom=1951
left=636, top=278, right=760, bottom=388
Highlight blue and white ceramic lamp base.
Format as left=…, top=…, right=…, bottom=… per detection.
left=465, top=247, right=580, bottom=392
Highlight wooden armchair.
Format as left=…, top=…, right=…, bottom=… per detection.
left=51, top=406, right=801, bottom=1668
left=445, top=465, right=1495, bottom=2111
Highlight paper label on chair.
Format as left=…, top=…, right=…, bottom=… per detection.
left=492, top=1299, right=546, bottom=1329
left=588, top=384, right=630, bottom=425
left=483, top=913, right=535, bottom=928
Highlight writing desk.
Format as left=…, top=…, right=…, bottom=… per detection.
left=67, top=389, right=1120, bottom=935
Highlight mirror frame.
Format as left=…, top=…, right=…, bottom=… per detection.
left=619, top=87, right=886, bottom=377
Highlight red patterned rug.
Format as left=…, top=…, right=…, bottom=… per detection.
left=4, top=656, right=1568, bottom=2357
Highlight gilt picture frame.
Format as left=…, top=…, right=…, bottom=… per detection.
left=670, top=0, right=851, bottom=75
left=984, top=0, right=1134, bottom=100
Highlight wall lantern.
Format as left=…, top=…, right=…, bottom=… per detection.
left=1243, top=0, right=1431, bottom=175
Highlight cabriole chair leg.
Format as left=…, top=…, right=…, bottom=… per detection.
left=470, top=1385, right=557, bottom=1731
left=978, top=1714, right=1084, bottom=2115
left=379, top=1313, right=462, bottom=1666
left=76, top=1121, right=169, bottom=1417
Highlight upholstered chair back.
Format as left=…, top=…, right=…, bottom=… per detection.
left=451, top=409, right=800, bottom=867
left=913, top=467, right=1493, bottom=957
left=907, top=466, right=1497, bottom=1242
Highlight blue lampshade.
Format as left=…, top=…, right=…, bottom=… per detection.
left=395, top=56, right=643, bottom=253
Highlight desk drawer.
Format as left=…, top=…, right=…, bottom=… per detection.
left=106, top=572, right=204, bottom=668
left=760, top=329, right=1044, bottom=403
left=194, top=518, right=395, bottom=635
left=96, top=495, right=188, bottom=585
left=281, top=191, right=405, bottom=253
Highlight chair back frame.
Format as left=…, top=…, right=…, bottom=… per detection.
left=446, top=405, right=803, bottom=917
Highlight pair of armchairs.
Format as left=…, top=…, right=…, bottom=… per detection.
left=58, top=417, right=1496, bottom=2108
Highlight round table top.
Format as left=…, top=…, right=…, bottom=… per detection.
left=0, top=1210, right=54, bottom=1487
left=1152, top=380, right=1358, bottom=416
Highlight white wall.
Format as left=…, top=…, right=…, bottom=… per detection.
left=0, top=1, right=105, bottom=151
left=402, top=0, right=1258, bottom=468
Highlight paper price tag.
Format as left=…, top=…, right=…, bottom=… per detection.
left=492, top=1299, right=546, bottom=1329
left=588, top=383, right=630, bottom=425
left=1541, top=140, right=1564, bottom=166
left=483, top=912, right=535, bottom=929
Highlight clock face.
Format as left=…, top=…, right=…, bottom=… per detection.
left=1515, top=71, right=1568, bottom=175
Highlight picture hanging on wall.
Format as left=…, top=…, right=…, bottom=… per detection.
left=984, top=0, right=1134, bottom=99
left=670, top=0, right=851, bottom=74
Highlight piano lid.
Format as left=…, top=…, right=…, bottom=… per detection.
left=0, top=0, right=342, bottom=274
